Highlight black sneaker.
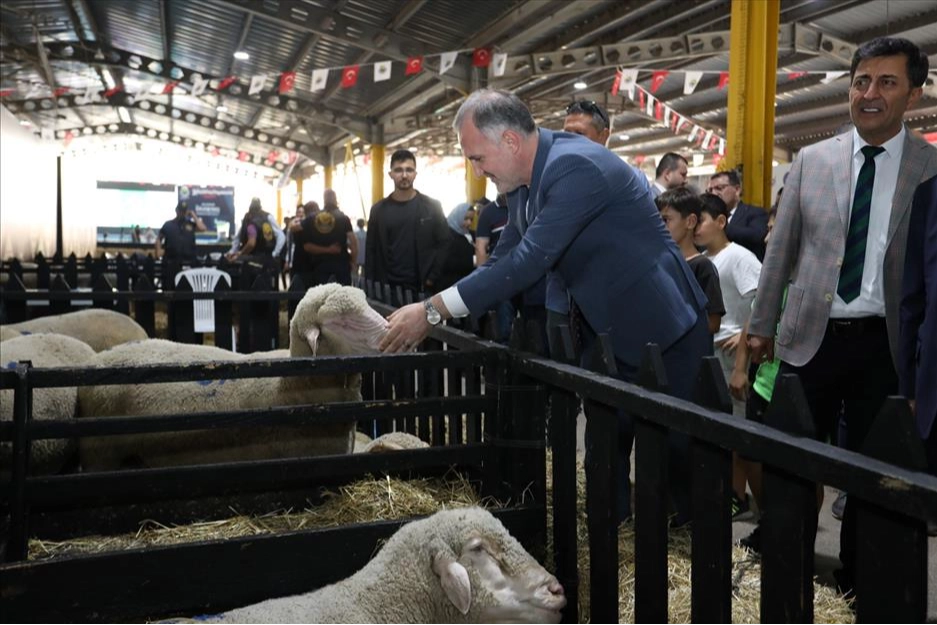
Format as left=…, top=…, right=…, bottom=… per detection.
left=731, top=493, right=751, bottom=519
left=831, top=491, right=847, bottom=521
left=737, top=525, right=761, bottom=554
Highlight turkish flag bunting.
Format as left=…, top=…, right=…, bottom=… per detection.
left=279, top=71, right=296, bottom=94
left=708, top=134, right=719, bottom=150
left=341, top=65, right=360, bottom=89
left=63, top=130, right=74, bottom=148
left=650, top=70, right=669, bottom=93
left=0, top=89, right=13, bottom=97
left=162, top=81, right=180, bottom=94
left=672, top=113, right=680, bottom=132
left=238, top=151, right=250, bottom=162
left=713, top=153, right=724, bottom=168
left=405, top=56, right=424, bottom=76
left=210, top=146, right=220, bottom=157
left=718, top=71, right=729, bottom=90
left=472, top=48, right=491, bottom=68
left=638, top=89, right=645, bottom=110
left=217, top=76, right=237, bottom=91
left=654, top=100, right=663, bottom=120
left=787, top=71, right=808, bottom=80
left=53, top=87, right=70, bottom=96
left=611, top=70, right=622, bottom=96
left=104, top=86, right=123, bottom=97
left=266, top=149, right=280, bottom=164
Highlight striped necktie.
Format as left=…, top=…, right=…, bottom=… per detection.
left=837, top=145, right=885, bottom=303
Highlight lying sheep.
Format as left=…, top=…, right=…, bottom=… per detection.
left=0, top=309, right=148, bottom=352
left=363, top=431, right=430, bottom=453
left=77, top=284, right=389, bottom=471
left=199, top=507, right=566, bottom=623
left=1, top=333, right=96, bottom=477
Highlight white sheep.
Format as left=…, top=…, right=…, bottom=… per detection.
left=363, top=431, right=430, bottom=453
left=192, top=507, right=566, bottom=623
left=0, top=309, right=148, bottom=352
left=76, top=284, right=389, bottom=471
left=0, top=333, right=96, bottom=477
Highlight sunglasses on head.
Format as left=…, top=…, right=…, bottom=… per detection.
left=566, top=100, right=609, bottom=127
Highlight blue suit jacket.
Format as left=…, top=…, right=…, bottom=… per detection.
left=725, top=201, right=769, bottom=261
left=899, top=174, right=937, bottom=438
left=457, top=129, right=707, bottom=368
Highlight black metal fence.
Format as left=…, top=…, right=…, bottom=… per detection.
left=1, top=284, right=935, bottom=623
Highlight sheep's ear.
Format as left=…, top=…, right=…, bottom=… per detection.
left=303, top=326, right=320, bottom=356
left=432, top=550, right=472, bottom=615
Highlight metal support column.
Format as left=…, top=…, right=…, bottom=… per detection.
left=725, top=0, right=779, bottom=208
left=371, top=145, right=385, bottom=206
left=465, top=159, right=487, bottom=204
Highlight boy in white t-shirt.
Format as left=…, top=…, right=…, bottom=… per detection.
left=696, top=192, right=763, bottom=517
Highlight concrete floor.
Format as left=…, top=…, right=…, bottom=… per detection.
left=573, top=413, right=937, bottom=621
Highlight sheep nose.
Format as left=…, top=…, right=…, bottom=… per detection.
left=548, top=580, right=564, bottom=596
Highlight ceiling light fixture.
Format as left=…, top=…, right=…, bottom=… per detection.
left=233, top=51, right=249, bottom=60
left=573, top=81, right=588, bottom=90
left=217, top=105, right=228, bottom=113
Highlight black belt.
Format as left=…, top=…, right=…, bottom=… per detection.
left=827, top=316, right=886, bottom=338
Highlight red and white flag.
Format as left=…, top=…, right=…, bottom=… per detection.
left=217, top=76, right=237, bottom=91
left=717, top=71, right=729, bottom=90
left=53, top=86, right=70, bottom=97
left=611, top=70, right=622, bottom=96
left=238, top=151, right=250, bottom=162
left=650, top=70, right=669, bottom=94
left=0, top=88, right=13, bottom=97
left=405, top=56, right=423, bottom=76
left=104, top=85, right=123, bottom=97
left=163, top=81, right=180, bottom=95
left=190, top=75, right=210, bottom=97
left=439, top=51, right=458, bottom=75
left=620, top=69, right=638, bottom=99
left=341, top=65, right=360, bottom=89
left=279, top=71, right=296, bottom=94
left=472, top=48, right=491, bottom=68
left=787, top=71, right=808, bottom=81
left=63, top=130, right=74, bottom=148
left=492, top=52, right=508, bottom=77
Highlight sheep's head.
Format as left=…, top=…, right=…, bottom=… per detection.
left=421, top=508, right=566, bottom=623
left=289, top=284, right=388, bottom=357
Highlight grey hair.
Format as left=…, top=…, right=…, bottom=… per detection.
left=452, top=89, right=536, bottom=143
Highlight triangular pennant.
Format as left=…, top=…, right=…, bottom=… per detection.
left=405, top=56, right=423, bottom=76
left=104, top=85, right=123, bottom=97
left=821, top=70, right=847, bottom=84
left=266, top=149, right=280, bottom=165
left=439, top=51, right=458, bottom=75
left=238, top=151, right=250, bottom=162
left=638, top=88, right=646, bottom=110
left=689, top=125, right=700, bottom=142
left=76, top=84, right=98, bottom=105
left=374, top=61, right=392, bottom=82
left=53, top=86, right=70, bottom=97
left=472, top=48, right=491, bottom=68
left=713, top=153, right=724, bottom=168
left=341, top=65, right=360, bottom=89
left=718, top=138, right=725, bottom=155
left=620, top=69, right=638, bottom=99
left=162, top=80, right=180, bottom=95
left=217, top=76, right=237, bottom=91
left=311, top=68, right=329, bottom=91
left=645, top=92, right=655, bottom=117
left=663, top=105, right=672, bottom=127
left=611, top=70, right=622, bottom=96
left=278, top=71, right=296, bottom=94
left=492, top=52, right=508, bottom=77
left=708, top=133, right=719, bottom=151
left=40, top=127, right=55, bottom=141
left=134, top=80, right=157, bottom=102
left=654, top=100, right=663, bottom=121
left=684, top=71, right=702, bottom=95
left=650, top=70, right=669, bottom=93
left=249, top=74, right=267, bottom=96
left=0, top=88, right=14, bottom=98
left=190, top=75, right=210, bottom=97
left=701, top=129, right=713, bottom=148
left=787, top=71, right=808, bottom=81
left=63, top=130, right=74, bottom=148
left=718, top=71, right=729, bottom=90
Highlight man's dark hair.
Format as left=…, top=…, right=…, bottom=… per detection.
left=710, top=169, right=741, bottom=187
left=175, top=200, right=187, bottom=214
left=655, top=152, right=688, bottom=179
left=357, top=218, right=366, bottom=228
left=850, top=36, right=929, bottom=87
left=390, top=149, right=416, bottom=166
left=656, top=187, right=703, bottom=219
left=699, top=192, right=730, bottom=221
left=248, top=197, right=263, bottom=213
left=565, top=100, right=610, bottom=133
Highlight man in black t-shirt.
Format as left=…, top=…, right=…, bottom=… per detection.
left=365, top=149, right=448, bottom=303
left=156, top=200, right=206, bottom=289
left=295, top=196, right=355, bottom=287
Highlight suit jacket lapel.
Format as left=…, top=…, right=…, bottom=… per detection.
left=886, top=132, right=927, bottom=247
left=834, top=132, right=853, bottom=231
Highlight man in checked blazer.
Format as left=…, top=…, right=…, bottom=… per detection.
left=748, top=37, right=937, bottom=599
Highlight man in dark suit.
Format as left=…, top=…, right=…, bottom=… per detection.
left=707, top=169, right=769, bottom=261
left=381, top=88, right=710, bottom=524
left=749, top=36, right=937, bottom=598
left=899, top=173, right=937, bottom=475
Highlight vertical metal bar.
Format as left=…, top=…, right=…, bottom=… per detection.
left=8, top=361, right=34, bottom=561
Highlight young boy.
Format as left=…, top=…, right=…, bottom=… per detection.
left=656, top=187, right=726, bottom=335
left=696, top=192, right=763, bottom=517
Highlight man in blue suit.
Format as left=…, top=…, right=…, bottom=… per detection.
left=382, top=89, right=710, bottom=524
left=899, top=173, right=937, bottom=475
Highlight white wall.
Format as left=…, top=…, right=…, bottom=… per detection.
left=0, top=107, right=59, bottom=260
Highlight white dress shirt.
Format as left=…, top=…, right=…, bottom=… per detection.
left=830, top=126, right=906, bottom=318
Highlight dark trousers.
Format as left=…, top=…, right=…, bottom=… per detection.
left=778, top=316, right=896, bottom=588
left=579, top=311, right=710, bottom=524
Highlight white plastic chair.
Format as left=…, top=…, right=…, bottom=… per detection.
left=175, top=268, right=235, bottom=349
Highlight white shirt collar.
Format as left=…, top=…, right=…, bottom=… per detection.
left=852, top=125, right=905, bottom=159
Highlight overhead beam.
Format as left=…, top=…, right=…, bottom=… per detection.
left=158, top=0, right=172, bottom=62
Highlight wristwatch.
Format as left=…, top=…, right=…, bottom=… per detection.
left=424, top=299, right=442, bottom=326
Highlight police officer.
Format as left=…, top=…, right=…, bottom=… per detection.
left=156, top=200, right=206, bottom=288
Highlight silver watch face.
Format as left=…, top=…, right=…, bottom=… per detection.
left=425, top=301, right=442, bottom=325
